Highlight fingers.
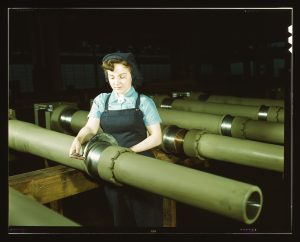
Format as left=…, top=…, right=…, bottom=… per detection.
left=69, top=152, right=85, bottom=160
left=69, top=143, right=77, bottom=156
left=69, top=138, right=82, bottom=157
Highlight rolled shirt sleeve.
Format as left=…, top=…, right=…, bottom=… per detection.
left=88, top=93, right=108, bottom=119
left=140, top=95, right=162, bottom=126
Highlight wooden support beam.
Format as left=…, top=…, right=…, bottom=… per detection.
left=153, top=148, right=210, bottom=168
left=9, top=165, right=100, bottom=204
left=43, top=159, right=64, bottom=214
left=152, top=148, right=181, bottom=164
left=163, top=198, right=177, bottom=227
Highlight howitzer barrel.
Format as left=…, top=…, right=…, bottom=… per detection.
left=9, top=119, right=262, bottom=224
left=158, top=108, right=284, bottom=144
left=152, top=95, right=284, bottom=123
left=49, top=106, right=284, bottom=172
left=185, top=92, right=284, bottom=107
left=206, top=95, right=284, bottom=108
left=51, top=105, right=284, bottom=144
left=162, top=126, right=284, bottom=172
left=98, top=145, right=263, bottom=224
left=9, top=119, right=86, bottom=172
left=9, top=187, right=80, bottom=226
left=51, top=104, right=89, bottom=134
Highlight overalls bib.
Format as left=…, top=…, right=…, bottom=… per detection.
left=100, top=93, right=163, bottom=227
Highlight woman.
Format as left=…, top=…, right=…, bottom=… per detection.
left=69, top=52, right=163, bottom=227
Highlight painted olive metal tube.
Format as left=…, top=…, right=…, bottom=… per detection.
left=52, top=106, right=283, bottom=145
left=9, top=187, right=80, bottom=226
left=184, top=92, right=284, bottom=107
left=51, top=105, right=96, bottom=134
left=71, top=110, right=89, bottom=132
left=159, top=107, right=223, bottom=134
left=152, top=95, right=284, bottom=123
left=53, top=107, right=221, bottom=135
left=9, top=120, right=262, bottom=224
left=231, top=116, right=284, bottom=144
left=9, top=119, right=86, bottom=172
left=206, top=95, right=284, bottom=108
left=70, top=111, right=93, bottom=134
left=97, top=145, right=262, bottom=224
left=49, top=106, right=283, bottom=171
left=158, top=108, right=284, bottom=144
left=162, top=126, right=284, bottom=172
left=50, top=104, right=79, bottom=133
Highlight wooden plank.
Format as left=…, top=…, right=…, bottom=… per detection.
left=163, top=198, right=177, bottom=227
left=44, top=159, right=64, bottom=214
left=9, top=165, right=100, bottom=204
left=153, top=148, right=210, bottom=167
left=152, top=148, right=181, bottom=164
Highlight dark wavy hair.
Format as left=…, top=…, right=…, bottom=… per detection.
left=101, top=52, right=143, bottom=88
left=102, top=58, right=132, bottom=81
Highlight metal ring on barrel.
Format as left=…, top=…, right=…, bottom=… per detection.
left=83, top=132, right=118, bottom=178
left=220, top=114, right=235, bottom=137
left=258, top=105, right=270, bottom=121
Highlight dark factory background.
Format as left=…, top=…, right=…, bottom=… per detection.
left=9, top=9, right=291, bottom=112
left=8, top=8, right=292, bottom=233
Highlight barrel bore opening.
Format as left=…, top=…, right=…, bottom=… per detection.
left=246, top=191, right=262, bottom=221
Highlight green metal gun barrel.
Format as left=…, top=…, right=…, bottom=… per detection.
left=98, top=145, right=262, bottom=224
left=206, top=95, right=284, bottom=108
left=158, top=108, right=284, bottom=144
left=50, top=105, right=284, bottom=144
left=152, top=95, right=284, bottom=123
left=48, top=106, right=284, bottom=172
left=9, top=119, right=262, bottom=224
left=9, top=119, right=86, bottom=172
left=184, top=92, right=284, bottom=107
left=9, top=187, right=80, bottom=226
left=162, top=126, right=283, bottom=172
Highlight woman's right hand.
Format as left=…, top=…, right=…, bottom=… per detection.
left=69, top=137, right=82, bottom=157
left=68, top=119, right=100, bottom=159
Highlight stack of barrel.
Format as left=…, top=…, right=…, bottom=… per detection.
left=8, top=91, right=285, bottom=226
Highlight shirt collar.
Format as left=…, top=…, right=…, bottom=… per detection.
left=110, top=86, right=137, bottom=102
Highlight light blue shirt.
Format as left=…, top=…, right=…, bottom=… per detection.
left=88, top=87, right=162, bottom=126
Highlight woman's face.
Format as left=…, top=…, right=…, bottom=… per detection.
left=107, top=63, right=133, bottom=95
